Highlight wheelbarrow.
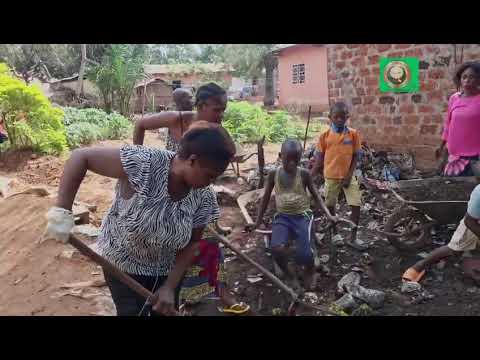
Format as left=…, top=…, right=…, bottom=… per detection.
left=382, top=176, right=478, bottom=252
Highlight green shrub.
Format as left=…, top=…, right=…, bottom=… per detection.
left=63, top=107, right=132, bottom=148
left=0, top=63, right=68, bottom=154
left=223, top=101, right=304, bottom=144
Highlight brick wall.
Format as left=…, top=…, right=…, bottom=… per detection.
left=327, top=44, right=480, bottom=169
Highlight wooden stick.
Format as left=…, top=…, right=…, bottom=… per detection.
left=68, top=234, right=154, bottom=301
left=303, top=105, right=312, bottom=151
left=207, top=226, right=338, bottom=316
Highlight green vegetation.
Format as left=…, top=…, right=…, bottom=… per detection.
left=0, top=63, right=68, bottom=154
left=63, top=107, right=132, bottom=148
left=222, top=101, right=305, bottom=143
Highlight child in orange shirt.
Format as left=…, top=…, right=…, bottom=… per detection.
left=311, top=102, right=368, bottom=250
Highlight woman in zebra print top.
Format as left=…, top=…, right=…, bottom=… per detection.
left=44, top=123, right=235, bottom=316
left=133, top=84, right=250, bottom=314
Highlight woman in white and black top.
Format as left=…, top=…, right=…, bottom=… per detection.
left=44, top=123, right=235, bottom=316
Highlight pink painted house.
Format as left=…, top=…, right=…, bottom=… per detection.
left=273, top=44, right=329, bottom=112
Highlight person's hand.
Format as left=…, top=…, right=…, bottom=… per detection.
left=341, top=177, right=352, bottom=188
left=328, top=215, right=339, bottom=224
left=152, top=285, right=177, bottom=316
left=43, top=207, right=75, bottom=244
left=245, top=222, right=258, bottom=232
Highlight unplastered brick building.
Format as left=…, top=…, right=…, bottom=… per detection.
left=326, top=44, right=480, bottom=169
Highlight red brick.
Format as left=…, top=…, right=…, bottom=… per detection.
left=351, top=57, right=365, bottom=67
left=431, top=114, right=444, bottom=124
left=334, top=80, right=343, bottom=88
left=377, top=115, right=391, bottom=124
left=418, top=104, right=435, bottom=113
left=423, top=45, right=435, bottom=54
left=422, top=115, right=432, bottom=124
left=365, top=76, right=378, bottom=87
left=368, top=55, right=380, bottom=65
left=399, top=104, right=415, bottom=113
left=366, top=87, right=376, bottom=95
left=354, top=47, right=368, bottom=56
left=404, top=48, right=423, bottom=57
left=428, top=68, right=446, bottom=79
left=394, top=44, right=411, bottom=49
left=328, top=82, right=334, bottom=89
left=420, top=125, right=438, bottom=135
left=419, top=71, right=426, bottom=81
left=389, top=51, right=404, bottom=58
left=331, top=89, right=340, bottom=97
left=336, top=61, right=346, bottom=70
left=347, top=44, right=361, bottom=49
left=359, top=68, right=370, bottom=76
left=342, top=51, right=354, bottom=60
left=355, top=88, right=366, bottom=96
left=376, top=44, right=392, bottom=52
left=428, top=90, right=444, bottom=101
left=364, top=96, right=375, bottom=105
left=366, top=104, right=382, bottom=114
left=422, top=80, right=437, bottom=91
left=356, top=106, right=366, bottom=114
left=384, top=126, right=399, bottom=134
left=404, top=115, right=420, bottom=125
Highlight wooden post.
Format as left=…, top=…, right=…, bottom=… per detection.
left=303, top=105, right=312, bottom=151
left=257, top=136, right=266, bottom=189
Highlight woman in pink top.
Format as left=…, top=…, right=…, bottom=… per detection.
left=437, top=61, right=480, bottom=176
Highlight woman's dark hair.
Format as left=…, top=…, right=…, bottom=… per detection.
left=178, top=122, right=235, bottom=171
left=195, top=82, right=227, bottom=107
left=454, top=61, right=480, bottom=88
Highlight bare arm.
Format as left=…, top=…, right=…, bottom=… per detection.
left=302, top=169, right=334, bottom=220
left=133, top=111, right=193, bottom=145
left=465, top=214, right=480, bottom=238
left=311, top=151, right=324, bottom=178
left=254, top=170, right=276, bottom=227
left=56, top=147, right=127, bottom=210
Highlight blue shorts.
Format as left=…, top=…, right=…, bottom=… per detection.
left=271, top=212, right=315, bottom=266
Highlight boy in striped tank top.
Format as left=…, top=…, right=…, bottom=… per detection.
left=248, top=139, right=337, bottom=290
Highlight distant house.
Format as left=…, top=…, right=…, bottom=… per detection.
left=272, top=44, right=329, bottom=112
left=134, top=63, right=234, bottom=113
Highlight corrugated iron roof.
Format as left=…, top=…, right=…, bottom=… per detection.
left=144, top=63, right=234, bottom=75
left=270, top=44, right=325, bottom=56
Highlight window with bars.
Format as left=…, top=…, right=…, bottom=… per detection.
left=292, top=64, right=305, bottom=84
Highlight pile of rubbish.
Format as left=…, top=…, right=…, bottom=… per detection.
left=358, top=145, right=422, bottom=181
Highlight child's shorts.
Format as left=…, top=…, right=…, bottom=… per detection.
left=324, top=176, right=362, bottom=207
left=271, top=212, right=315, bottom=266
left=447, top=219, right=480, bottom=252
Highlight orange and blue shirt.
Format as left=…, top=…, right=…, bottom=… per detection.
left=316, top=125, right=362, bottom=180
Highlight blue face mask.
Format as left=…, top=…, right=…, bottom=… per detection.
left=331, top=123, right=346, bottom=133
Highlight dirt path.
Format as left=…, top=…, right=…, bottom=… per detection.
left=0, top=132, right=283, bottom=316
left=3, top=129, right=479, bottom=316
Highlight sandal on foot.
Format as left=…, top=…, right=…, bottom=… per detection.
left=218, top=302, right=250, bottom=314
left=402, top=267, right=425, bottom=283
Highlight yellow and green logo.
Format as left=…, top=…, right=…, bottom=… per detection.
left=379, top=57, right=419, bottom=93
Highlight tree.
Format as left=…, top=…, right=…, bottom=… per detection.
left=222, top=44, right=280, bottom=106
left=88, top=44, right=148, bottom=115
left=196, top=44, right=225, bottom=63
left=148, top=44, right=199, bottom=64
left=76, top=44, right=87, bottom=97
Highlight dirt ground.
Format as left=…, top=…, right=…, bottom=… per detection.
left=1, top=131, right=480, bottom=316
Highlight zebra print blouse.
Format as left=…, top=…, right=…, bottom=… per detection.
left=97, top=145, right=220, bottom=276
